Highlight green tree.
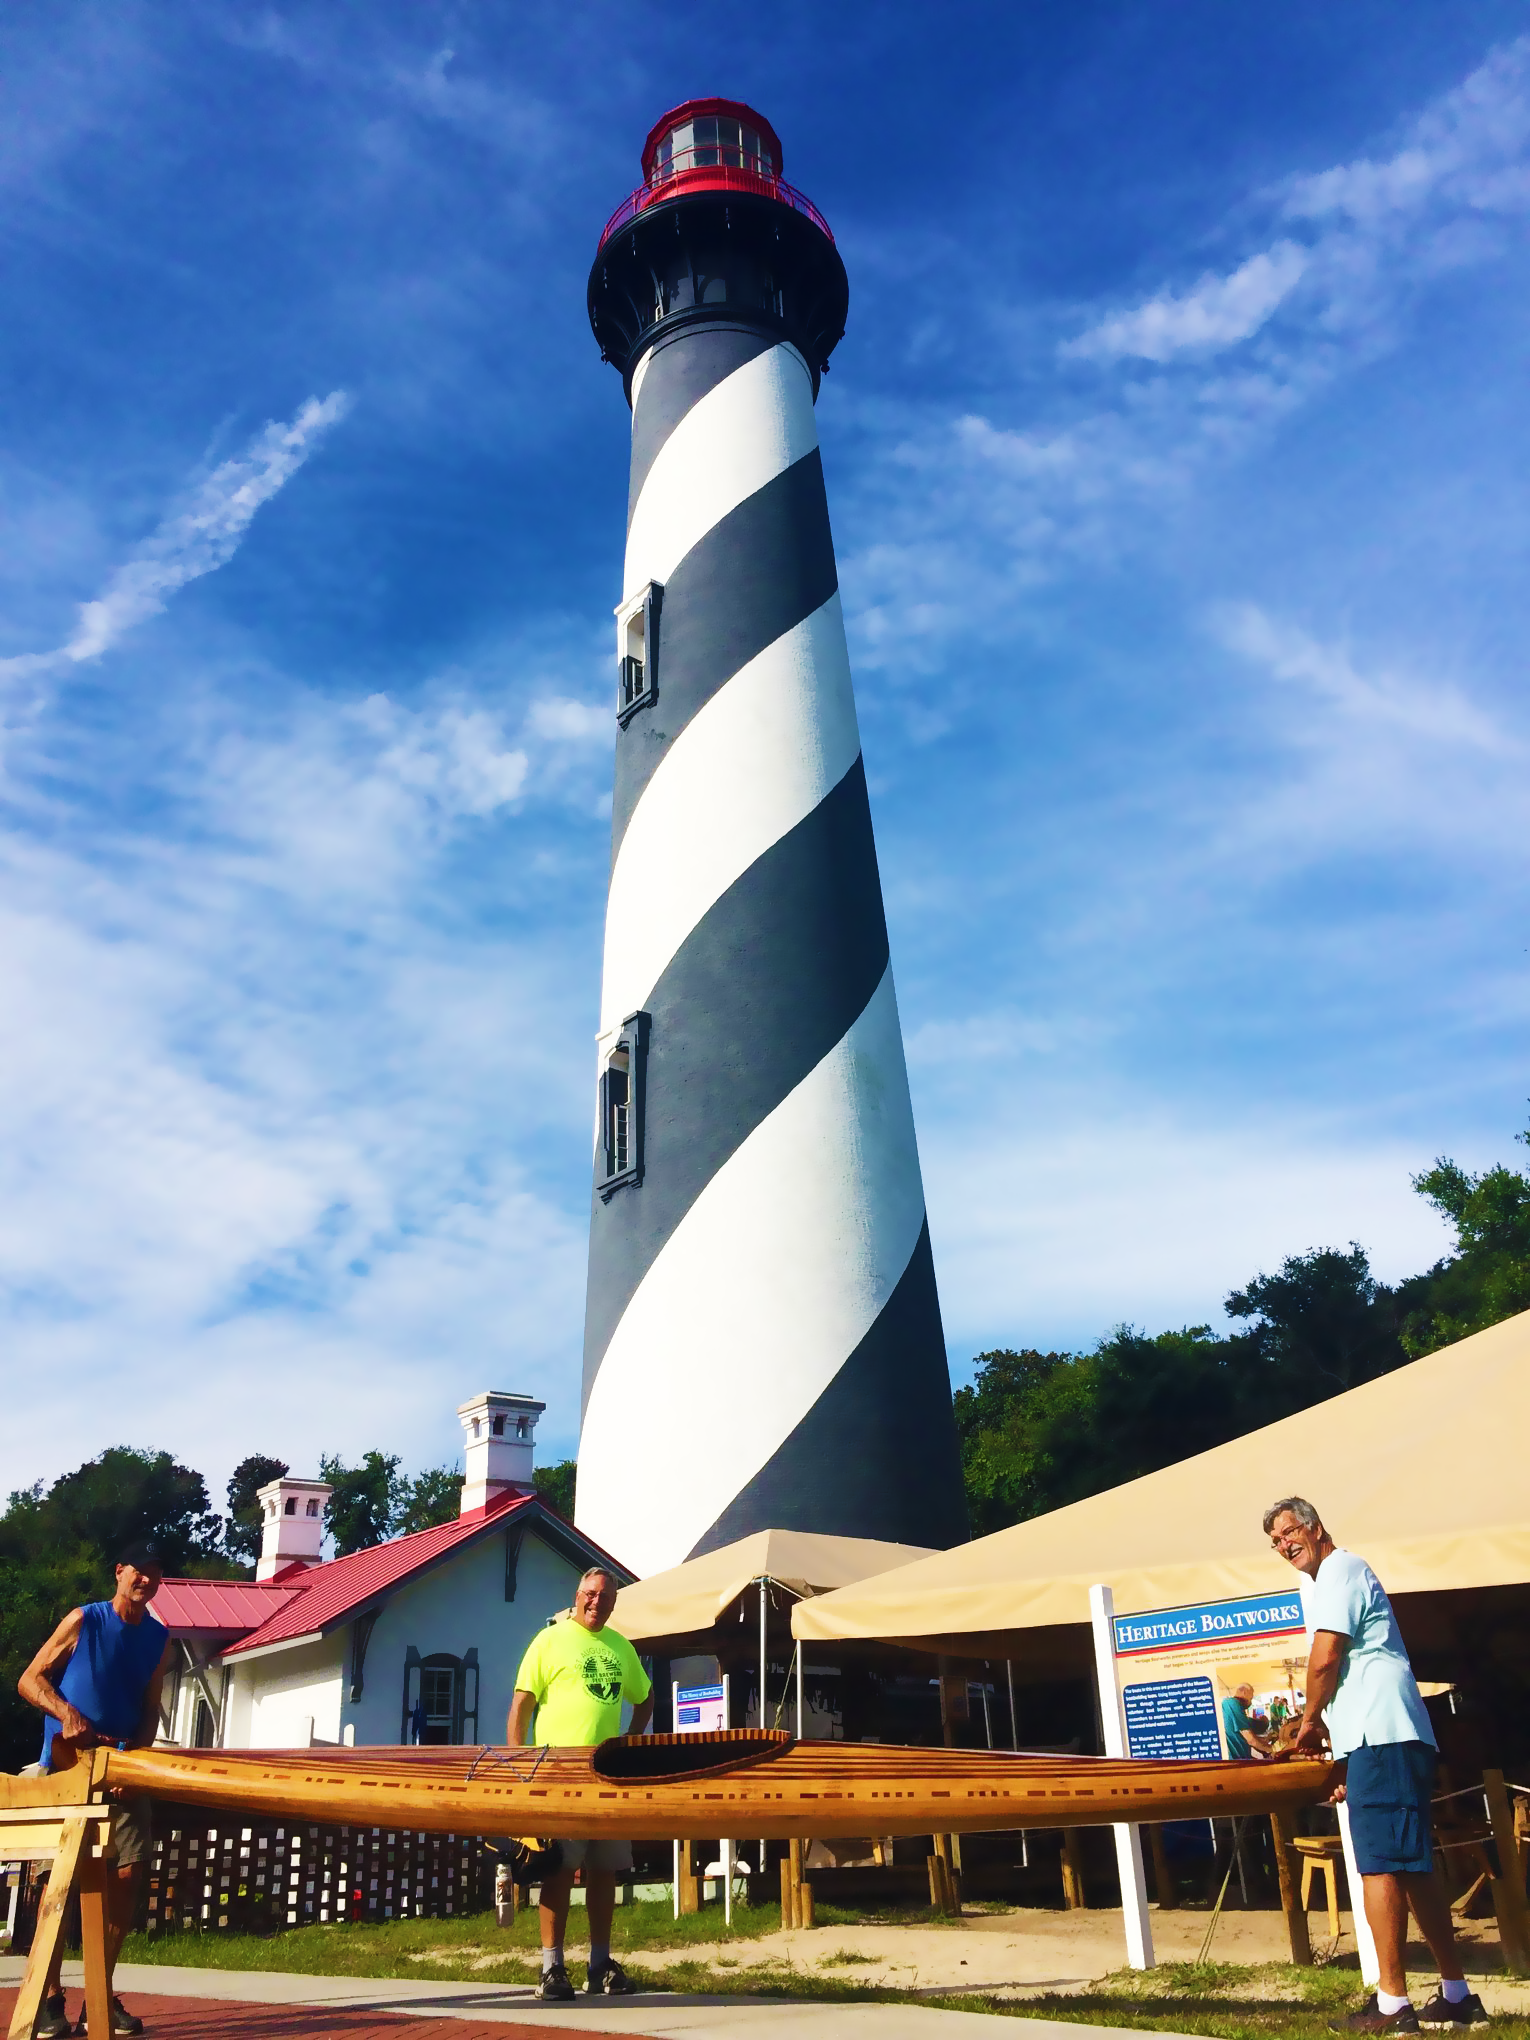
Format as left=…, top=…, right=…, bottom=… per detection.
left=532, top=1459, right=577, bottom=1520
left=395, top=1464, right=463, bottom=1536
left=1401, top=1120, right=1530, bottom=1355
left=1226, top=1244, right=1406, bottom=1402
left=4, top=1446, right=225, bottom=1573
left=953, top=1350, right=1092, bottom=1537
left=320, top=1451, right=401, bottom=1556
left=954, top=1246, right=1414, bottom=1535
left=223, top=1455, right=290, bottom=1572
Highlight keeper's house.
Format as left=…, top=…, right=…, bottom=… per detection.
left=150, top=1392, right=631, bottom=1752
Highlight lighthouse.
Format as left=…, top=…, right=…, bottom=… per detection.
left=576, top=101, right=968, bottom=1576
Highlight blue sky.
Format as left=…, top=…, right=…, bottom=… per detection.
left=2, top=4, right=1527, bottom=1509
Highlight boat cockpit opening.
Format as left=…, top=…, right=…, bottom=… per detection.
left=592, top=1727, right=794, bottom=1781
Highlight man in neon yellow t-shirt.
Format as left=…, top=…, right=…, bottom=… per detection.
left=509, top=1566, right=652, bottom=2002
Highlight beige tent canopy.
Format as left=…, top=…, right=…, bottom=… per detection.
left=613, top=1528, right=936, bottom=1654
left=795, top=1308, right=1530, bottom=1663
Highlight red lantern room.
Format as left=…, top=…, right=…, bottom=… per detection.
left=641, top=99, right=784, bottom=193
left=589, top=99, right=848, bottom=401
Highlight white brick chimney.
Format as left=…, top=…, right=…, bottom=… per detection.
left=457, top=1390, right=545, bottom=1514
left=255, top=1475, right=334, bottom=1580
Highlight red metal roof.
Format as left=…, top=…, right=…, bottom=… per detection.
left=151, top=1493, right=634, bottom=1659
left=151, top=1578, right=305, bottom=1636
left=223, top=1490, right=530, bottom=1656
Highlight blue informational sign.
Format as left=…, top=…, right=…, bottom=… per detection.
left=1121, top=1675, right=1222, bottom=1761
left=675, top=1682, right=727, bottom=1731
left=1112, top=1591, right=1306, bottom=1659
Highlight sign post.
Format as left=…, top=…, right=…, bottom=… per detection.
left=671, top=1677, right=733, bottom=1924
left=1089, top=1584, right=1156, bottom=1971
left=1336, top=1798, right=1381, bottom=1986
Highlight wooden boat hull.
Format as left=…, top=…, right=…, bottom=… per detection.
left=20, top=1730, right=1336, bottom=1841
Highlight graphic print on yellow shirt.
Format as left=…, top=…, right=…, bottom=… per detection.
left=513, top=1618, right=651, bottom=1747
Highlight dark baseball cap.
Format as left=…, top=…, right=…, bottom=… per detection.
left=115, top=1539, right=166, bottom=1573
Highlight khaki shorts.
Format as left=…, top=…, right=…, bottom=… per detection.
left=110, top=1794, right=153, bottom=1869
left=555, top=1837, right=633, bottom=1876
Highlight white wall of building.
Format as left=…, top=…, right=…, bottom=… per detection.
left=222, top=1636, right=345, bottom=1749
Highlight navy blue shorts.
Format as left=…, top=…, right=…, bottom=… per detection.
left=1346, top=1740, right=1436, bottom=1875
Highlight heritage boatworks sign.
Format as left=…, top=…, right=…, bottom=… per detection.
left=1113, top=1592, right=1306, bottom=1660
left=1105, top=1591, right=1310, bottom=1763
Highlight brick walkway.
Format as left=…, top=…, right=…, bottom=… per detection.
left=1, top=1988, right=627, bottom=2039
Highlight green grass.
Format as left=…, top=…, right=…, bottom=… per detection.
left=120, top=1896, right=782, bottom=1980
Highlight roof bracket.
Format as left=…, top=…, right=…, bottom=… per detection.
left=349, top=1608, right=380, bottom=1703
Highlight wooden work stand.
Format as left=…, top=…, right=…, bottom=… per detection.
left=2, top=1755, right=116, bottom=2040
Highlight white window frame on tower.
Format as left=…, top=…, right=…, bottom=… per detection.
left=598, top=1010, right=649, bottom=1198
left=616, top=581, right=662, bottom=725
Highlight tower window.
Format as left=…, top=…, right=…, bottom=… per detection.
left=599, top=1011, right=649, bottom=1198
left=616, top=582, right=661, bottom=725
left=305, top=1498, right=319, bottom=1518
left=283, top=1497, right=296, bottom=1516
left=492, top=1414, right=505, bottom=1436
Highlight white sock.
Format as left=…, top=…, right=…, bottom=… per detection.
left=1441, top=1979, right=1471, bottom=2004
left=1377, top=1990, right=1411, bottom=2015
left=542, top=1944, right=563, bottom=1973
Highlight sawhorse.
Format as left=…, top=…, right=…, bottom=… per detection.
left=2, top=1801, right=115, bottom=2040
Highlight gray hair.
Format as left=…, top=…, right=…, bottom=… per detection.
left=578, top=1565, right=617, bottom=1588
left=1263, top=1495, right=1321, bottom=1535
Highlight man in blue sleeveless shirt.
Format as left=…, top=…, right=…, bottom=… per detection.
left=18, top=1540, right=174, bottom=2038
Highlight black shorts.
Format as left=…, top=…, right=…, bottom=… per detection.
left=1346, top=1740, right=1435, bottom=1875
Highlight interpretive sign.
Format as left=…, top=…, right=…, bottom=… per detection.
left=1107, top=1591, right=1309, bottom=1760
left=674, top=1680, right=728, bottom=1733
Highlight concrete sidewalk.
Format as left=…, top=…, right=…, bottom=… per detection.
left=2, top=1959, right=1199, bottom=2038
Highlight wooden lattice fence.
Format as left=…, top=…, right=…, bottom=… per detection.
left=139, top=1802, right=494, bottom=1934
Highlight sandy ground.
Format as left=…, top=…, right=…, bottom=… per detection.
left=437, top=1908, right=1530, bottom=2013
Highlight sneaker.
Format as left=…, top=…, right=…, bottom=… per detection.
left=32, top=1994, right=72, bottom=2040
left=1417, top=1990, right=1490, bottom=2029
left=535, top=1962, right=576, bottom=2003
left=72, top=1998, right=144, bottom=2037
left=585, top=1957, right=638, bottom=1995
left=1339, top=1995, right=1422, bottom=2034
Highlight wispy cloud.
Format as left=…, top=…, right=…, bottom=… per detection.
left=839, top=35, right=1530, bottom=676
left=0, top=654, right=610, bottom=1496
left=1215, top=604, right=1510, bottom=755
left=0, top=394, right=350, bottom=680
left=1067, top=242, right=1310, bottom=364
left=1067, top=37, right=1530, bottom=372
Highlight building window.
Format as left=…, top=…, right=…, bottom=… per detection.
left=305, top=1498, right=319, bottom=1517
left=283, top=1497, right=296, bottom=1516
left=599, top=1012, right=648, bottom=1198
left=616, top=582, right=661, bottom=726
left=402, top=1647, right=480, bottom=1745
left=419, top=1661, right=458, bottom=1745
left=492, top=1414, right=505, bottom=1436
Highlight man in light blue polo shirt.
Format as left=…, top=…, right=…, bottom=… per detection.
left=1265, top=1497, right=1483, bottom=2035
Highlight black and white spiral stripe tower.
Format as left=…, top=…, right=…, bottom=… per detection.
left=577, top=99, right=967, bottom=1576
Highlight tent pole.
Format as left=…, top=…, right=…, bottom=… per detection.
left=759, top=1577, right=769, bottom=1876
left=795, top=1640, right=804, bottom=1738
left=1006, top=1660, right=1019, bottom=1749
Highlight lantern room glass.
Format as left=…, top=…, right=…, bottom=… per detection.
left=652, top=116, right=774, bottom=183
